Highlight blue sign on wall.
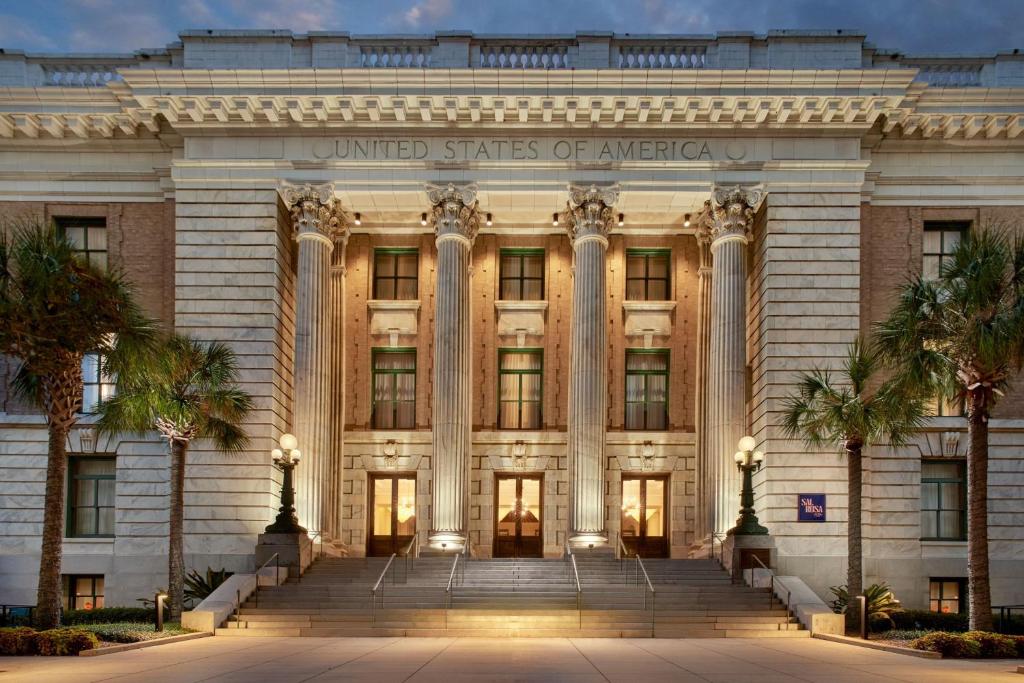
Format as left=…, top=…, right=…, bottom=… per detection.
left=798, top=494, right=826, bottom=522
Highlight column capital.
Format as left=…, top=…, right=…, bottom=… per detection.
left=564, top=183, right=619, bottom=247
left=279, top=181, right=352, bottom=247
left=427, top=182, right=481, bottom=247
left=706, top=185, right=765, bottom=246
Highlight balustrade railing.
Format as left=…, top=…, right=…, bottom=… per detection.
left=478, top=43, right=570, bottom=69
left=355, top=42, right=433, bottom=68
left=615, top=43, right=707, bottom=69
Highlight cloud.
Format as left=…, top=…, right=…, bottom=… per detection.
left=0, top=14, right=57, bottom=51
left=401, top=0, right=453, bottom=28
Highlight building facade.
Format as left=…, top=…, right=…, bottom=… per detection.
left=1, top=30, right=1023, bottom=614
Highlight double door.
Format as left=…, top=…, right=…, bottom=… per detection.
left=368, top=475, right=416, bottom=557
left=620, top=476, right=669, bottom=558
left=494, top=475, right=543, bottom=558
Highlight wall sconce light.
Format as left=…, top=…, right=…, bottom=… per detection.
left=683, top=213, right=692, bottom=228
left=552, top=212, right=559, bottom=227
left=617, top=213, right=625, bottom=227
left=353, top=212, right=361, bottom=226
left=420, top=212, right=428, bottom=226
left=486, top=212, right=493, bottom=226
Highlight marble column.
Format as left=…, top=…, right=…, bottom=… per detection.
left=705, top=186, right=763, bottom=535
left=564, top=184, right=618, bottom=548
left=427, top=183, right=481, bottom=550
left=279, top=182, right=351, bottom=536
left=326, top=229, right=350, bottom=541
left=693, top=201, right=714, bottom=542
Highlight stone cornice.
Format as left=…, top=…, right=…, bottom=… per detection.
left=427, top=182, right=481, bottom=246
left=279, top=181, right=352, bottom=246
left=564, top=183, right=618, bottom=246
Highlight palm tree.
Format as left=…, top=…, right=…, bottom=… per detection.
left=875, top=229, right=1024, bottom=631
left=782, top=339, right=927, bottom=630
left=96, top=334, right=253, bottom=620
left=0, top=220, right=154, bottom=629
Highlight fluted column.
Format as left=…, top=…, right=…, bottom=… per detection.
left=326, top=230, right=349, bottom=541
left=705, top=186, right=764, bottom=535
left=427, top=183, right=481, bottom=550
left=564, top=184, right=618, bottom=547
left=280, top=182, right=351, bottom=535
left=693, top=202, right=714, bottom=542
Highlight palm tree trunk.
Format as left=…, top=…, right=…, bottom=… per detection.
left=34, top=422, right=69, bottom=629
left=966, top=389, right=993, bottom=631
left=168, top=438, right=188, bottom=621
left=846, top=443, right=863, bottom=633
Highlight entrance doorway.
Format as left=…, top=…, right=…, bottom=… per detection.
left=367, top=474, right=416, bottom=557
left=620, top=475, right=669, bottom=558
left=494, top=474, right=543, bottom=558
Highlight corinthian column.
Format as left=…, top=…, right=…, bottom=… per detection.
left=705, top=186, right=763, bottom=535
left=693, top=202, right=714, bottom=542
left=326, top=229, right=350, bottom=542
left=280, top=182, right=351, bottom=535
left=427, top=183, right=481, bottom=551
left=564, top=184, right=618, bottom=548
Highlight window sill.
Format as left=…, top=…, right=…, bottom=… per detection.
left=921, top=539, right=967, bottom=545
left=63, top=537, right=114, bottom=544
left=367, top=300, right=420, bottom=339
left=623, top=301, right=676, bottom=339
left=495, top=301, right=547, bottom=341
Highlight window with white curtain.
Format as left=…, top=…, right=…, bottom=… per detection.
left=625, top=350, right=668, bottom=430
left=372, top=349, right=416, bottom=429
left=498, top=349, right=542, bottom=429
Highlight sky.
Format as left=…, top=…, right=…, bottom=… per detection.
left=0, top=0, right=1020, bottom=56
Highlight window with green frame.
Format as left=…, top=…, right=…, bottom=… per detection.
left=499, top=249, right=544, bottom=301
left=373, top=248, right=419, bottom=300
left=372, top=348, right=416, bottom=429
left=625, top=249, right=670, bottom=301
left=929, top=577, right=967, bottom=614
left=63, top=574, right=104, bottom=611
left=498, top=349, right=542, bottom=429
left=921, top=459, right=966, bottom=540
left=56, top=217, right=107, bottom=270
left=923, top=221, right=968, bottom=281
left=625, top=350, right=669, bottom=430
left=67, top=456, right=115, bottom=537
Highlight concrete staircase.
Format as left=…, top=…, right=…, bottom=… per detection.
left=216, top=552, right=808, bottom=638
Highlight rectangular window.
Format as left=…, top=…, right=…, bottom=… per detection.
left=499, top=249, right=545, bottom=301
left=925, top=393, right=965, bottom=417
left=372, top=349, right=416, bottom=429
left=625, top=249, right=670, bottom=301
left=923, top=222, right=968, bottom=280
left=56, top=217, right=107, bottom=270
left=67, top=457, right=115, bottom=538
left=373, top=249, right=418, bottom=300
left=498, top=349, right=543, bottom=429
left=63, top=575, right=104, bottom=611
left=929, top=578, right=967, bottom=614
left=81, top=352, right=115, bottom=414
left=625, top=350, right=669, bottom=430
left=921, top=459, right=966, bottom=540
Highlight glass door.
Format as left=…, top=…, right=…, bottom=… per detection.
left=368, top=475, right=417, bottom=556
left=494, top=475, right=543, bottom=558
left=620, top=476, right=668, bottom=558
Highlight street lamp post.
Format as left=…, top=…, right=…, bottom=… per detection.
left=728, top=435, right=768, bottom=536
left=265, top=433, right=306, bottom=534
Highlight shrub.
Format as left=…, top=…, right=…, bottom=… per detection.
left=911, top=631, right=981, bottom=658
left=868, top=612, right=894, bottom=633
left=964, top=631, right=1017, bottom=658
left=881, top=629, right=932, bottom=641
left=184, top=567, right=234, bottom=605
left=891, top=609, right=969, bottom=632
left=62, top=607, right=154, bottom=625
left=830, top=583, right=902, bottom=620
left=77, top=622, right=193, bottom=643
left=0, top=627, right=38, bottom=655
left=1014, top=635, right=1024, bottom=658
left=34, top=628, right=99, bottom=656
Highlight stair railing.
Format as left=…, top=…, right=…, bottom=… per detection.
left=564, top=542, right=583, bottom=628
left=250, top=552, right=281, bottom=612
left=710, top=532, right=725, bottom=564
left=746, top=553, right=792, bottom=612
left=370, top=552, right=398, bottom=622
left=634, top=553, right=656, bottom=635
left=401, top=534, right=419, bottom=575
left=616, top=534, right=631, bottom=576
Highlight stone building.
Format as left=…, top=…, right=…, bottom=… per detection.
left=0, top=29, right=1022, bottom=615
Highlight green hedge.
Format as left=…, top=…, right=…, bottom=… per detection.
left=891, top=609, right=969, bottom=632
left=76, top=622, right=192, bottom=644
left=910, top=631, right=1024, bottom=658
left=62, top=607, right=154, bottom=625
left=0, top=627, right=99, bottom=656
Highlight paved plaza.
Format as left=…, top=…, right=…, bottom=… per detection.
left=0, top=636, right=1020, bottom=683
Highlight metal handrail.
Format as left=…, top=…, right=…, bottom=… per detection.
left=746, top=554, right=791, bottom=612
left=710, top=532, right=726, bottom=563
left=251, top=552, right=280, bottom=611
left=444, top=544, right=467, bottom=610
left=400, top=534, right=419, bottom=574
left=369, top=552, right=398, bottom=621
